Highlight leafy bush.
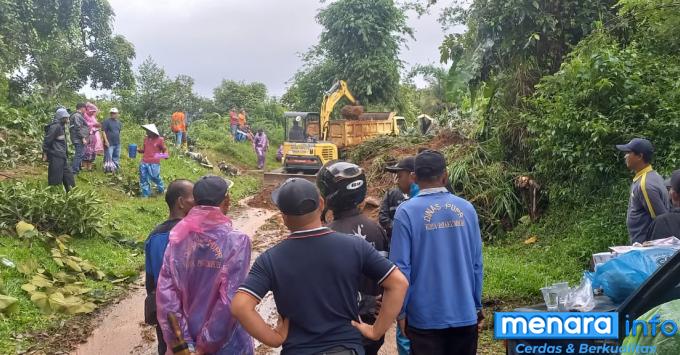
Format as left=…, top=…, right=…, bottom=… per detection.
left=0, top=182, right=104, bottom=238
left=445, top=143, right=522, bottom=240
left=527, top=33, right=680, bottom=199
left=0, top=105, right=47, bottom=169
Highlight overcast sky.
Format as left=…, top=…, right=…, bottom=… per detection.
left=104, top=0, right=460, bottom=98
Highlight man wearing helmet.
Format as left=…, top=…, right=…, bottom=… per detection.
left=317, top=161, right=390, bottom=355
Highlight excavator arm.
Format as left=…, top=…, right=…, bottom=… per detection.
left=320, top=80, right=357, bottom=141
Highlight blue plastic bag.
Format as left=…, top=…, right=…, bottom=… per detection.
left=589, top=248, right=676, bottom=303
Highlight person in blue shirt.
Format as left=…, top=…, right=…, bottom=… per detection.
left=144, top=179, right=195, bottom=355
left=390, top=150, right=484, bottom=355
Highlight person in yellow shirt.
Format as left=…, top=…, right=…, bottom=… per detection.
left=171, top=111, right=186, bottom=147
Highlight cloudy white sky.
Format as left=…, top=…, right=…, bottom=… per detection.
left=105, top=0, right=460, bottom=98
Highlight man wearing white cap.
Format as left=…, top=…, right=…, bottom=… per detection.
left=138, top=124, right=167, bottom=197
left=102, top=108, right=123, bottom=169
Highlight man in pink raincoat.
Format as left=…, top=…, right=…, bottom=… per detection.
left=156, top=175, right=254, bottom=355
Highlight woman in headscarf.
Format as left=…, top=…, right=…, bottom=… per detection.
left=252, top=128, right=268, bottom=170
left=82, top=102, right=104, bottom=171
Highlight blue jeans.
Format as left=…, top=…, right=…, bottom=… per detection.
left=72, top=142, right=85, bottom=174
left=139, top=163, right=164, bottom=197
left=175, top=131, right=183, bottom=146
left=107, top=144, right=121, bottom=167
left=231, top=124, right=238, bottom=138
left=397, top=326, right=411, bottom=355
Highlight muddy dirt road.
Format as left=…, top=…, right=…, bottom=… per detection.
left=72, top=201, right=277, bottom=355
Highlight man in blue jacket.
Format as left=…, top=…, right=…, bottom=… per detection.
left=390, top=150, right=484, bottom=355
left=144, top=179, right=195, bottom=355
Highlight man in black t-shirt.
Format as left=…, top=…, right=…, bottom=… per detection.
left=318, top=161, right=390, bottom=355
left=232, top=178, right=408, bottom=355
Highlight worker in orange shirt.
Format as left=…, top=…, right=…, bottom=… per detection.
left=171, top=111, right=186, bottom=147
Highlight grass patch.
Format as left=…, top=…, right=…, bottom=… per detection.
left=0, top=123, right=266, bottom=353
left=483, top=184, right=628, bottom=302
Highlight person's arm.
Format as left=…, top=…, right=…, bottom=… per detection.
left=471, top=209, right=484, bottom=329
left=232, top=293, right=289, bottom=347
left=42, top=124, right=58, bottom=154
left=196, top=234, right=252, bottom=353
left=640, top=179, right=669, bottom=219
left=378, top=192, right=393, bottom=232
left=159, top=138, right=167, bottom=153
left=231, top=255, right=288, bottom=348
left=156, top=249, right=194, bottom=348
left=351, top=239, right=408, bottom=340
left=389, top=212, right=412, bottom=334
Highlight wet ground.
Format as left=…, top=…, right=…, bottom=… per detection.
left=70, top=197, right=402, bottom=355
left=71, top=200, right=278, bottom=355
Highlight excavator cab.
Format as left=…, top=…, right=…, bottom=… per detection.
left=280, top=112, right=338, bottom=173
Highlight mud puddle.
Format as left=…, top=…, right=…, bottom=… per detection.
left=72, top=201, right=278, bottom=355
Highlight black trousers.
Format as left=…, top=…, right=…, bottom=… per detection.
left=48, top=156, right=75, bottom=192
left=408, top=324, right=478, bottom=355
left=155, top=324, right=167, bottom=355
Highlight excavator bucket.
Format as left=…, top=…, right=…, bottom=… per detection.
left=263, top=168, right=317, bottom=187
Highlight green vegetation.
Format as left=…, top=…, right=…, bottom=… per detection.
left=283, top=0, right=412, bottom=111
left=0, top=116, right=264, bottom=352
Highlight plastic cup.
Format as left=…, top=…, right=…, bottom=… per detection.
left=541, top=286, right=558, bottom=311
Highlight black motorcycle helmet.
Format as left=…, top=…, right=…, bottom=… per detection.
left=316, top=160, right=367, bottom=218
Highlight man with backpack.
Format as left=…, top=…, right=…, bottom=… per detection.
left=43, top=108, right=75, bottom=192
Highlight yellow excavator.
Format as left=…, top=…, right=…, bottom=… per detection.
left=264, top=80, right=404, bottom=185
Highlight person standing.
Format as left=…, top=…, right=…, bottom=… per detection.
left=229, top=107, right=239, bottom=139
left=42, top=108, right=76, bottom=192
left=317, top=161, right=390, bottom=355
left=69, top=103, right=89, bottom=174
left=171, top=111, right=186, bottom=147
left=647, top=169, right=680, bottom=240
left=616, top=138, right=670, bottom=244
left=232, top=178, right=408, bottom=355
left=378, top=156, right=416, bottom=355
left=379, top=156, right=417, bottom=239
left=156, top=176, right=254, bottom=355
left=102, top=108, right=123, bottom=170
left=253, top=129, right=269, bottom=170
left=144, top=179, right=195, bottom=355
left=82, top=102, right=104, bottom=171
left=138, top=124, right=167, bottom=198
left=238, top=109, right=247, bottom=131
left=390, top=150, right=483, bottom=355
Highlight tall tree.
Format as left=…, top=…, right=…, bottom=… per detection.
left=285, top=0, right=412, bottom=110
left=213, top=80, right=268, bottom=114
left=0, top=0, right=135, bottom=98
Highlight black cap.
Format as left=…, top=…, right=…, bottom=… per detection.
left=193, top=175, right=233, bottom=206
left=670, top=170, right=680, bottom=193
left=415, top=150, right=447, bottom=178
left=386, top=156, right=415, bottom=173
left=272, top=178, right=320, bottom=216
left=616, top=138, right=654, bottom=156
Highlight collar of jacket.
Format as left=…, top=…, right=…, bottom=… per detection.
left=633, top=165, right=654, bottom=182
left=417, top=187, right=449, bottom=196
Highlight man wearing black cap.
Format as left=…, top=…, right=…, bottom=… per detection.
left=616, top=138, right=670, bottom=244
left=379, top=156, right=417, bottom=239
left=390, top=150, right=483, bottom=355
left=232, top=178, right=409, bottom=355
left=156, top=175, right=254, bottom=354
left=647, top=169, right=680, bottom=241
